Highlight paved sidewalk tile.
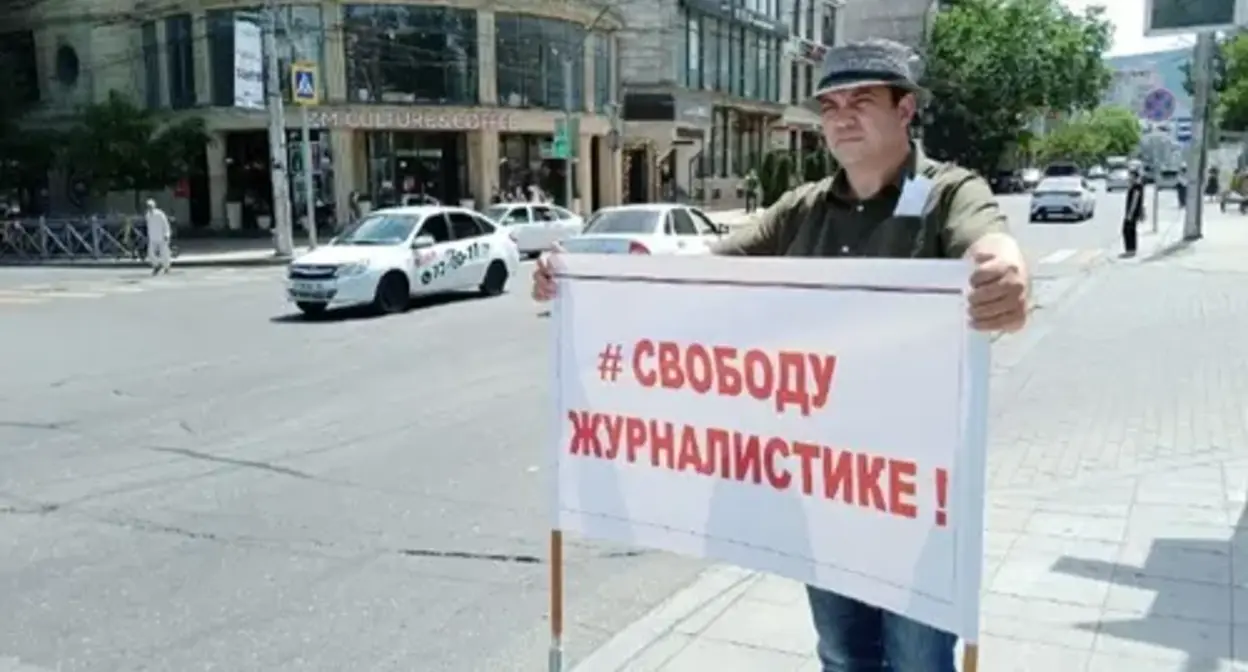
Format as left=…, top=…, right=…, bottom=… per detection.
left=573, top=230, right=1248, bottom=671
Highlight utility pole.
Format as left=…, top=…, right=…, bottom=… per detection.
left=562, top=56, right=576, bottom=213
left=1184, top=32, right=1216, bottom=241
left=263, top=0, right=294, bottom=256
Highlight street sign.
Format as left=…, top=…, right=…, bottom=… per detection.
left=1145, top=0, right=1241, bottom=36
left=552, top=118, right=579, bottom=160
left=290, top=62, right=318, bottom=106
left=1141, top=87, right=1176, bottom=122
left=1175, top=116, right=1193, bottom=143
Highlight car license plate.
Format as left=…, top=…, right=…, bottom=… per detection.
left=291, top=281, right=333, bottom=299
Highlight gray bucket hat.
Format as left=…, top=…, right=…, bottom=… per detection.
left=812, top=38, right=925, bottom=99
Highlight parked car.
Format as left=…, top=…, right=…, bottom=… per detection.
left=558, top=204, right=726, bottom=255
left=989, top=171, right=1024, bottom=194
left=1105, top=167, right=1132, bottom=192
left=1020, top=168, right=1043, bottom=191
left=482, top=202, right=583, bottom=257
left=1030, top=177, right=1096, bottom=222
left=1043, top=162, right=1082, bottom=178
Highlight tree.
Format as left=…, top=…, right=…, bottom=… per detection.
left=922, top=0, right=1114, bottom=174
left=1033, top=106, right=1140, bottom=166
left=62, top=90, right=212, bottom=210
left=1207, top=34, right=1248, bottom=132
left=1085, top=105, right=1141, bottom=157
left=0, top=50, right=60, bottom=200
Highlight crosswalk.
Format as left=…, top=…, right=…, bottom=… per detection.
left=1035, top=248, right=1106, bottom=267
left=0, top=268, right=282, bottom=307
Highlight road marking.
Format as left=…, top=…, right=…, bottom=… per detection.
left=0, top=296, right=44, bottom=305
left=1038, top=249, right=1079, bottom=265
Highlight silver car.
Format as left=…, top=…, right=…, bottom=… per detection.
left=1105, top=168, right=1132, bottom=192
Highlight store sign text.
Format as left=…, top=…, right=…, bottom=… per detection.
left=306, top=109, right=519, bottom=131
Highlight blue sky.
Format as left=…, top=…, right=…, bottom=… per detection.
left=1060, top=0, right=1193, bottom=56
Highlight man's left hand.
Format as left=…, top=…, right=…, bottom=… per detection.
left=968, top=251, right=1027, bottom=333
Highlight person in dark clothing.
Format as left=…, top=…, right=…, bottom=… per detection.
left=1122, top=170, right=1145, bottom=256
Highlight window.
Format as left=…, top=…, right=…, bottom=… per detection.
left=495, top=14, right=585, bottom=110
left=210, top=8, right=325, bottom=106
left=141, top=22, right=160, bottom=109
left=701, top=18, right=718, bottom=92
left=165, top=14, right=196, bottom=109
left=823, top=7, right=837, bottom=46
left=677, top=14, right=689, bottom=87
left=689, top=209, right=719, bottom=234
left=0, top=31, right=39, bottom=105
left=805, top=0, right=816, bottom=41
left=791, top=0, right=802, bottom=33
left=448, top=212, right=485, bottom=239
left=744, top=33, right=758, bottom=99
left=532, top=205, right=559, bottom=221
left=344, top=5, right=477, bottom=105
left=593, top=32, right=611, bottom=111
left=484, top=205, right=530, bottom=225
left=671, top=209, right=698, bottom=235
left=418, top=214, right=452, bottom=243
left=717, top=21, right=731, bottom=91
left=687, top=16, right=701, bottom=89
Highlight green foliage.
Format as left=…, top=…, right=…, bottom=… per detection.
left=802, top=151, right=834, bottom=183
left=0, top=51, right=55, bottom=195
left=63, top=90, right=212, bottom=207
left=1033, top=106, right=1140, bottom=166
left=757, top=150, right=793, bottom=208
left=922, top=0, right=1114, bottom=174
left=1213, top=34, right=1248, bottom=132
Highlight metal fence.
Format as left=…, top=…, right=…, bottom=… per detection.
left=0, top=216, right=152, bottom=262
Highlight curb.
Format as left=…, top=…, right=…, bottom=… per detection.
left=570, top=565, right=760, bottom=672
left=0, top=256, right=292, bottom=270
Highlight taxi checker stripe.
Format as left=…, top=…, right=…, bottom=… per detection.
left=553, top=273, right=961, bottom=295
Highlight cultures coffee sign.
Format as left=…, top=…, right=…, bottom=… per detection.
left=306, top=108, right=519, bottom=131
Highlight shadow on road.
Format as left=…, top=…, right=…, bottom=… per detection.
left=1050, top=502, right=1243, bottom=671
left=269, top=292, right=486, bottom=324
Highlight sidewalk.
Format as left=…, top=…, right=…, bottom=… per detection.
left=1, top=239, right=302, bottom=269
left=572, top=213, right=1248, bottom=670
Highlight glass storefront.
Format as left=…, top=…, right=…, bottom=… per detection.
left=285, top=129, right=335, bottom=225
left=494, top=14, right=586, bottom=111
left=364, top=132, right=469, bottom=206
left=343, top=5, right=478, bottom=105
left=498, top=134, right=575, bottom=207
left=207, top=6, right=325, bottom=106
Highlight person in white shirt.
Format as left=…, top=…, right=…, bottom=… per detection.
left=144, top=199, right=172, bottom=275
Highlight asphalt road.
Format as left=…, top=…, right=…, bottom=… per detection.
left=0, top=186, right=1162, bottom=672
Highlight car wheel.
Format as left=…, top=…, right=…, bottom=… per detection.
left=372, top=271, right=409, bottom=314
left=479, top=260, right=508, bottom=297
left=297, top=302, right=327, bottom=317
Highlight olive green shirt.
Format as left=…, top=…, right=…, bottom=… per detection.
left=712, top=146, right=1008, bottom=259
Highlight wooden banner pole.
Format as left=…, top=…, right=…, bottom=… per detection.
left=962, top=643, right=979, bottom=672
left=549, top=529, right=565, bottom=672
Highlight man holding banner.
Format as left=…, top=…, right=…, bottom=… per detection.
left=534, top=38, right=1028, bottom=672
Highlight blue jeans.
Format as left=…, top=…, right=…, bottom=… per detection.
left=806, top=585, right=957, bottom=672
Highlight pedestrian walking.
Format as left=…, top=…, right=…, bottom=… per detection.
left=144, top=198, right=172, bottom=275
left=1122, top=169, right=1145, bottom=257
left=743, top=169, right=759, bottom=213
left=531, top=37, right=1029, bottom=672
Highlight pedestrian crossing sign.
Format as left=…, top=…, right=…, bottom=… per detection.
left=291, top=62, right=318, bottom=105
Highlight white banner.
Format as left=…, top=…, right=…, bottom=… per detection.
left=551, top=254, right=991, bottom=641
left=233, top=20, right=264, bottom=110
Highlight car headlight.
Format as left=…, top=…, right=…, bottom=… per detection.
left=337, top=261, right=369, bottom=277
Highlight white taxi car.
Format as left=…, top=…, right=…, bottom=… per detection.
left=285, top=206, right=521, bottom=316
left=482, top=202, right=583, bottom=256
left=1030, top=177, right=1096, bottom=222
left=558, top=204, right=727, bottom=255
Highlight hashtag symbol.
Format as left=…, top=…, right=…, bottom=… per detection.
left=597, top=343, right=624, bottom=382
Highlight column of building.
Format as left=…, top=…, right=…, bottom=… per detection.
left=321, top=1, right=357, bottom=224
left=469, top=10, right=500, bottom=208
left=595, top=33, right=623, bottom=209
left=190, top=10, right=230, bottom=229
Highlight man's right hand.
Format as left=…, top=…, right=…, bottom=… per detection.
left=531, top=247, right=560, bottom=302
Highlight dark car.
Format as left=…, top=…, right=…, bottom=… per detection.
left=989, top=171, right=1024, bottom=194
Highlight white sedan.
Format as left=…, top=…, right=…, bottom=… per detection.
left=285, top=205, right=521, bottom=317
left=482, top=202, right=583, bottom=256
left=1030, top=177, right=1096, bottom=222
left=557, top=204, right=727, bottom=255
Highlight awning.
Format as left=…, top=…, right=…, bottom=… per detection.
left=773, top=106, right=820, bottom=131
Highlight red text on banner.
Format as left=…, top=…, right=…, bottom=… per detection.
left=566, top=410, right=949, bottom=525
left=630, top=340, right=838, bottom=416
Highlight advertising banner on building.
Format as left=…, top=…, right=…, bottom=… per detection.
left=233, top=20, right=265, bottom=110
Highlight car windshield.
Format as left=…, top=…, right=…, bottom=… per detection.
left=482, top=206, right=512, bottom=221
left=584, top=209, right=662, bottom=234
left=334, top=213, right=417, bottom=245
left=1044, top=164, right=1080, bottom=177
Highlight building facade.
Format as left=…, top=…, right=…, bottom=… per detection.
left=1, top=0, right=624, bottom=229
left=613, top=0, right=843, bottom=207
